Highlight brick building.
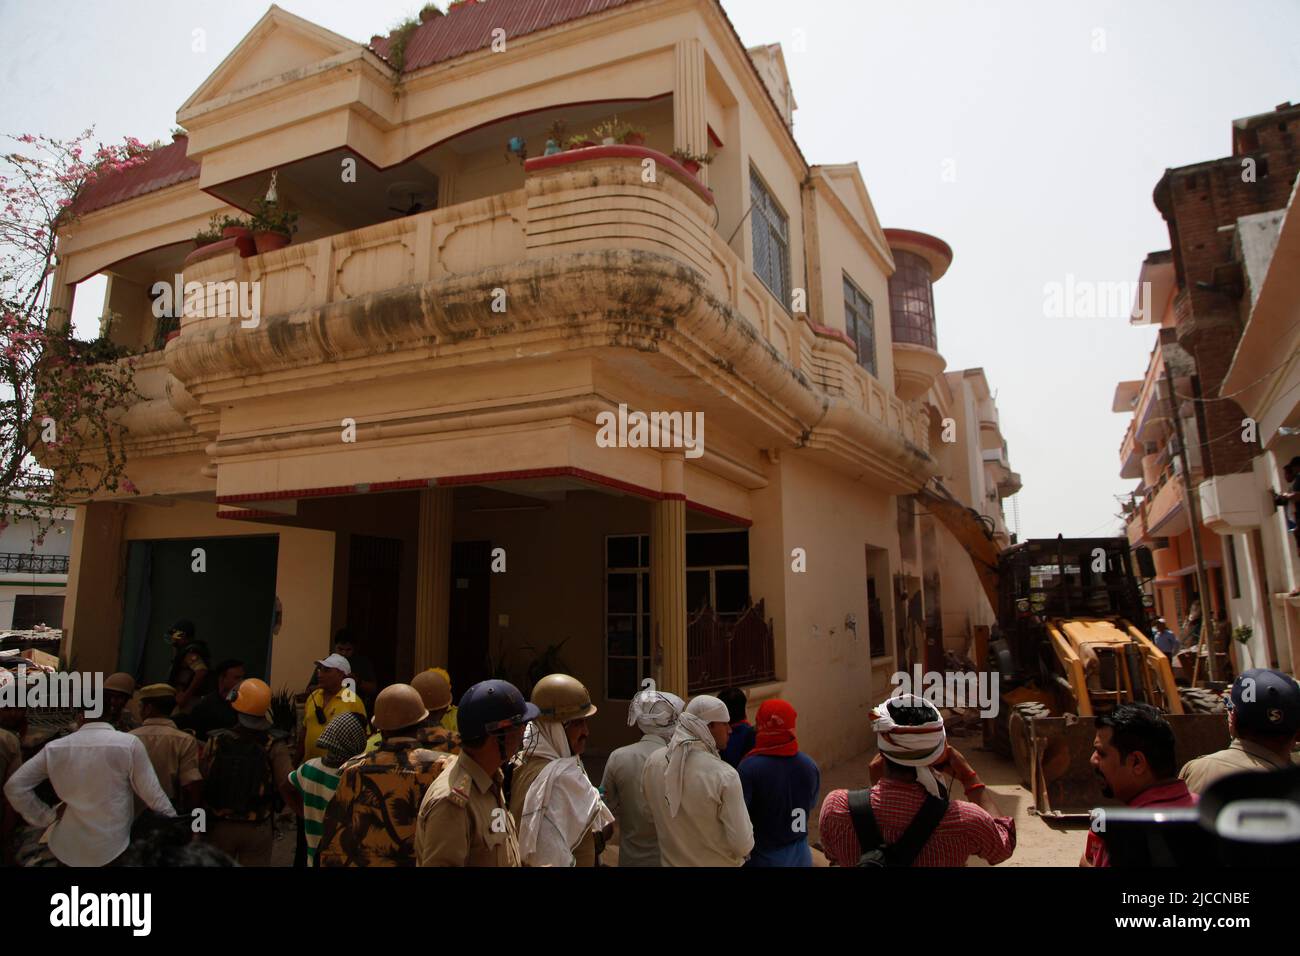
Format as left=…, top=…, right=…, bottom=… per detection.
left=1117, top=101, right=1300, bottom=674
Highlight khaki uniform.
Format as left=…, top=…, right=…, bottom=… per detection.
left=509, top=753, right=598, bottom=867
left=1179, top=738, right=1295, bottom=794
left=416, top=752, right=520, bottom=867
left=130, top=717, right=202, bottom=803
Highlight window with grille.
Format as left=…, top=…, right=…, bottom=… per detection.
left=843, top=274, right=877, bottom=376
left=750, top=167, right=790, bottom=306
left=606, top=530, right=750, bottom=700
left=887, top=249, right=937, bottom=349
left=606, top=534, right=651, bottom=703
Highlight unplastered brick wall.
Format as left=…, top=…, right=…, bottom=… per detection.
left=1158, top=105, right=1300, bottom=478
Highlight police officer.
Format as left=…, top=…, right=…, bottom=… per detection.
left=415, top=679, right=537, bottom=867
left=509, top=673, right=609, bottom=866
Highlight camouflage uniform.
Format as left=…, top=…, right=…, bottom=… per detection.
left=316, top=738, right=451, bottom=867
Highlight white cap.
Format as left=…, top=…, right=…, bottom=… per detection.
left=315, top=653, right=351, bottom=676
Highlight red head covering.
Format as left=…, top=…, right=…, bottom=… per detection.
left=743, top=699, right=799, bottom=760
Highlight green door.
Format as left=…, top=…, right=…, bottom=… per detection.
left=119, top=535, right=279, bottom=684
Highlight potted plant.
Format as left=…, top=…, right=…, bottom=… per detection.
left=192, top=213, right=223, bottom=249
left=154, top=312, right=180, bottom=349
left=544, top=120, right=568, bottom=156
left=250, top=197, right=298, bottom=254
left=620, top=123, right=647, bottom=146
left=219, top=213, right=255, bottom=257
left=671, top=148, right=713, bottom=177
left=566, top=134, right=596, bottom=150
left=593, top=118, right=624, bottom=146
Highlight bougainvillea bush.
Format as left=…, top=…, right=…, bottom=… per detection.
left=1, top=130, right=152, bottom=534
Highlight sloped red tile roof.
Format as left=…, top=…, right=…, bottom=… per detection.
left=370, top=0, right=644, bottom=73
left=71, top=136, right=200, bottom=216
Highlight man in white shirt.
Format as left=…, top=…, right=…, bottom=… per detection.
left=601, top=686, right=683, bottom=866
left=4, top=705, right=177, bottom=866
left=641, top=694, right=754, bottom=867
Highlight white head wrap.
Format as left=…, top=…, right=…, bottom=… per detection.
left=627, top=688, right=684, bottom=743
left=663, top=695, right=729, bottom=817
left=517, top=720, right=614, bottom=866
left=872, top=693, right=948, bottom=799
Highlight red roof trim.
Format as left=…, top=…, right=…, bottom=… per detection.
left=524, top=145, right=715, bottom=206
left=71, top=137, right=200, bottom=217
left=373, top=0, right=646, bottom=74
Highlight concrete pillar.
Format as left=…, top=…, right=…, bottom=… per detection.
left=673, top=37, right=709, bottom=185
left=47, top=260, right=75, bottom=334
left=652, top=457, right=688, bottom=696
left=414, top=486, right=453, bottom=672
left=63, top=501, right=126, bottom=673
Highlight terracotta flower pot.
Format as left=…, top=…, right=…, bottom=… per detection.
left=253, top=230, right=291, bottom=254
left=681, top=158, right=701, bottom=176
left=623, top=132, right=645, bottom=146
left=223, top=225, right=256, bottom=258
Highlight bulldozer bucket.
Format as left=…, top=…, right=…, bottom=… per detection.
left=1017, top=713, right=1231, bottom=821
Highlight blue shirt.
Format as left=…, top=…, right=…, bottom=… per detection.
left=721, top=722, right=756, bottom=769
left=1154, top=629, right=1180, bottom=657
left=738, top=751, right=820, bottom=866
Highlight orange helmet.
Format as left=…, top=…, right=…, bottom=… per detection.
left=229, top=678, right=272, bottom=717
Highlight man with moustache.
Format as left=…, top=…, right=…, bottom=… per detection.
left=1081, top=702, right=1196, bottom=868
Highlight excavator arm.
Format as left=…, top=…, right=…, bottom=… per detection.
left=914, top=479, right=1003, bottom=609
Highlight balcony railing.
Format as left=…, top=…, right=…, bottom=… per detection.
left=687, top=599, right=776, bottom=694
left=0, top=553, right=70, bottom=574
left=168, top=146, right=930, bottom=466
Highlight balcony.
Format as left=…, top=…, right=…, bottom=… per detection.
left=0, top=553, right=70, bottom=575
left=137, top=146, right=933, bottom=500
left=687, top=599, right=776, bottom=694
left=1199, top=472, right=1261, bottom=534
left=981, top=446, right=1022, bottom=497
left=884, top=230, right=950, bottom=401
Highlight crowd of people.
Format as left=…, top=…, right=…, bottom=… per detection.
left=0, top=619, right=1297, bottom=867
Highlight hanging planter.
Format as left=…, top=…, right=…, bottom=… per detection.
left=250, top=195, right=298, bottom=255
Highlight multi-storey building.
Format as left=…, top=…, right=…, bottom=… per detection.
left=49, top=1, right=1007, bottom=765
left=0, top=500, right=73, bottom=632
left=1115, top=101, right=1300, bottom=675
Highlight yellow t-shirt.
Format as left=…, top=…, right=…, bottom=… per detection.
left=303, top=688, right=367, bottom=761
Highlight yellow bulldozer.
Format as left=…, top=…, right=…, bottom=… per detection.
left=918, top=482, right=1229, bottom=821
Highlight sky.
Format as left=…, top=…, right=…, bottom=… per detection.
left=2, top=0, right=1297, bottom=538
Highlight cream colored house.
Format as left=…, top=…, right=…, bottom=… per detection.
left=925, top=368, right=1020, bottom=664
left=50, top=0, right=1003, bottom=766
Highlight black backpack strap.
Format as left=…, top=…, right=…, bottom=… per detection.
left=846, top=788, right=884, bottom=858
left=888, top=794, right=950, bottom=867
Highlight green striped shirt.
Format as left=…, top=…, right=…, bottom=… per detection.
left=290, top=758, right=343, bottom=863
